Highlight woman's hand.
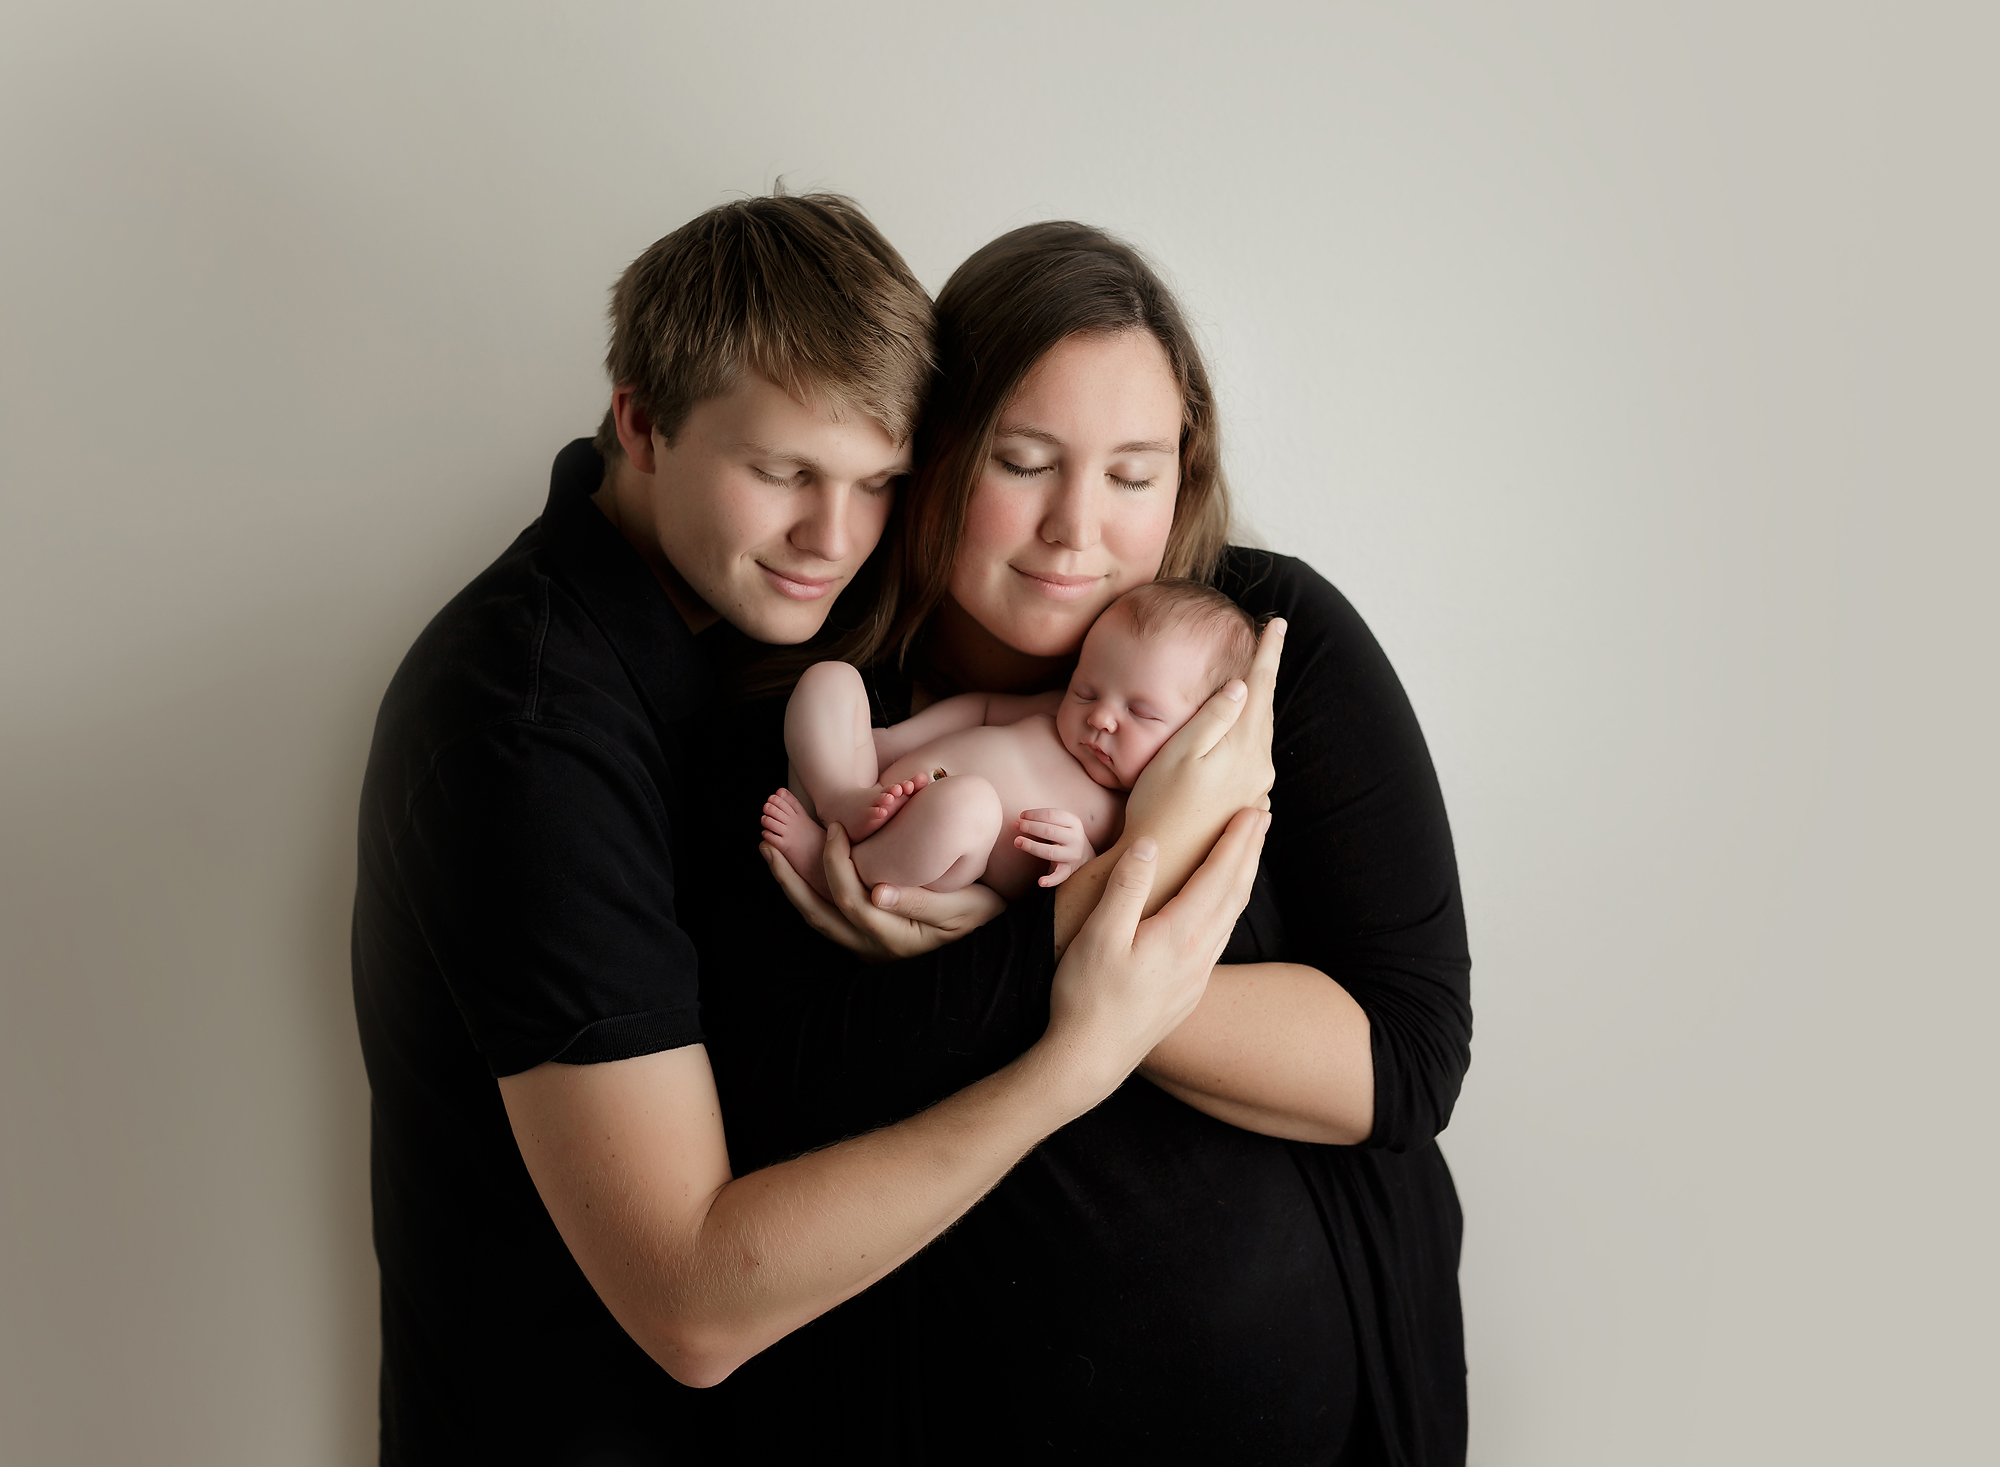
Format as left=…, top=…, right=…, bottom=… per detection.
left=1121, top=616, right=1283, bottom=849
left=1052, top=618, right=1285, bottom=953
left=761, top=822, right=1006, bottom=963
left=1041, top=808, right=1272, bottom=1100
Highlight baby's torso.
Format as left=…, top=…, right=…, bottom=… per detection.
left=880, top=716, right=1124, bottom=896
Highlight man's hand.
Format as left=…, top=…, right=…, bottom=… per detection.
left=762, top=822, right=1005, bottom=962
left=1014, top=808, right=1094, bottom=887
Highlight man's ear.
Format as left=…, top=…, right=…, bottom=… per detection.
left=610, top=385, right=660, bottom=474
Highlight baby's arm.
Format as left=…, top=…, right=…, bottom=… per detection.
left=872, top=690, right=1065, bottom=769
left=1013, top=808, right=1096, bottom=888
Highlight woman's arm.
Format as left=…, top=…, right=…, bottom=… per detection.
left=1137, top=961, right=1372, bottom=1144
left=1122, top=552, right=1472, bottom=1150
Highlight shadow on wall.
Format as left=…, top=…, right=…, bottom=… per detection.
left=0, top=593, right=390, bottom=1466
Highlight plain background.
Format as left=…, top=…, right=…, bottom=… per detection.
left=3, top=2, right=1993, bottom=1462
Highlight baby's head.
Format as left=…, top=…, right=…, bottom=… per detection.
left=1057, top=580, right=1259, bottom=790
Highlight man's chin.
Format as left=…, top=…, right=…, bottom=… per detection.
left=728, top=597, right=836, bottom=647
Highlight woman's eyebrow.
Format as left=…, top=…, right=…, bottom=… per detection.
left=996, top=424, right=1176, bottom=455
left=995, top=423, right=1062, bottom=447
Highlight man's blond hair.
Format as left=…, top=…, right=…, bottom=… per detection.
left=594, top=192, right=932, bottom=455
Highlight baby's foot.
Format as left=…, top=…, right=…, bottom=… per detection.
left=762, top=788, right=832, bottom=901
left=826, top=770, right=932, bottom=841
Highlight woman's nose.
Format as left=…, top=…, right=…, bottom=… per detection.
left=1039, top=469, right=1100, bottom=551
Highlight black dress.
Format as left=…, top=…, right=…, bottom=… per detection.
left=682, top=549, right=1472, bottom=1466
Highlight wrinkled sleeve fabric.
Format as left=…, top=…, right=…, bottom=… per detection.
left=391, top=719, right=705, bottom=1078
left=1226, top=550, right=1473, bottom=1151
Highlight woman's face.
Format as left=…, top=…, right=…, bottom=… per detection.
left=946, top=330, right=1183, bottom=660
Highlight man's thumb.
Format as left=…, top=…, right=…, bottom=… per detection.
left=1090, top=837, right=1159, bottom=934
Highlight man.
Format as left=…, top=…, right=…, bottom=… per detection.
left=351, top=193, right=1256, bottom=1464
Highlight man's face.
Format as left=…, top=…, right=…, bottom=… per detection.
left=1055, top=606, right=1212, bottom=790
left=616, top=374, right=907, bottom=644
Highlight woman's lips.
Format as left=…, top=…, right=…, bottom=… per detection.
left=1012, top=567, right=1102, bottom=602
left=759, top=564, right=838, bottom=600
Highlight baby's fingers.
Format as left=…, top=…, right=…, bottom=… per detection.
left=1015, top=816, right=1077, bottom=844
left=1014, top=834, right=1067, bottom=860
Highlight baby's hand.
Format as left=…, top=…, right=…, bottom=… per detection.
left=1015, top=808, right=1095, bottom=888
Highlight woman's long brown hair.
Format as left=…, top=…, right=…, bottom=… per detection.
left=736, top=221, right=1232, bottom=698
left=877, top=221, right=1232, bottom=668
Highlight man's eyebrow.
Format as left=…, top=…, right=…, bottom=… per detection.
left=993, top=424, right=1176, bottom=455
left=733, top=441, right=824, bottom=474
left=735, top=441, right=911, bottom=479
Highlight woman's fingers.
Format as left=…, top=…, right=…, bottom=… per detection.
left=1240, top=618, right=1286, bottom=737
left=1160, top=673, right=1251, bottom=766
left=822, top=823, right=1005, bottom=957
left=870, top=879, right=1007, bottom=935
left=761, top=842, right=875, bottom=956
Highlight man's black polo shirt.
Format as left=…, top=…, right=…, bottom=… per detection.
left=352, top=439, right=716, bottom=1464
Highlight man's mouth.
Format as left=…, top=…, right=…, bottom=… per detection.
left=759, top=564, right=839, bottom=600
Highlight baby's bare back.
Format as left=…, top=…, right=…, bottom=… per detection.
left=879, top=715, right=1123, bottom=896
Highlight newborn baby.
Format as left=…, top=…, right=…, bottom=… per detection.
left=762, top=579, right=1258, bottom=901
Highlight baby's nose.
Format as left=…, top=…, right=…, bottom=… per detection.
left=1089, top=708, right=1116, bottom=732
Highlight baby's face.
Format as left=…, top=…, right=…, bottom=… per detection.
left=1056, top=608, right=1216, bottom=790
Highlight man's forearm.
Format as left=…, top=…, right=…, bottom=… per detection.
left=671, top=1042, right=1093, bottom=1377
left=1138, top=961, right=1374, bottom=1145
left=504, top=1039, right=1103, bottom=1390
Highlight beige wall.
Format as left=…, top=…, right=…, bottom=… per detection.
left=2, top=3, right=1992, bottom=1461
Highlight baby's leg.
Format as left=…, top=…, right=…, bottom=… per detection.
left=783, top=661, right=916, bottom=839
left=849, top=775, right=1003, bottom=894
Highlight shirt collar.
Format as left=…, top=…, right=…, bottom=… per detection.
left=538, top=437, right=717, bottom=724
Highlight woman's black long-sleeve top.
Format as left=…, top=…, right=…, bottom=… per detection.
left=680, top=549, right=1472, bottom=1466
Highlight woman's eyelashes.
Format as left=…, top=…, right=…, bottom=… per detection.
left=992, top=453, right=1159, bottom=489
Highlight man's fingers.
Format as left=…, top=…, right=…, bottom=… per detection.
left=1156, top=808, right=1269, bottom=939
left=1076, top=837, right=1159, bottom=951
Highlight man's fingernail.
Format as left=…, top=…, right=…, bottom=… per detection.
left=1225, top=681, right=1246, bottom=702
left=1132, top=838, right=1158, bottom=862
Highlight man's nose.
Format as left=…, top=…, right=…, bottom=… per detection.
left=792, top=485, right=851, bottom=563
left=1040, top=469, right=1100, bottom=551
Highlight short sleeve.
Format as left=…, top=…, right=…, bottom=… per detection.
left=392, top=719, right=705, bottom=1077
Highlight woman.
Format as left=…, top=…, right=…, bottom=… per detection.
left=691, top=223, right=1470, bottom=1465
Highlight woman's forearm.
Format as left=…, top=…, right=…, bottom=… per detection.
left=1137, top=962, right=1374, bottom=1145
left=1053, top=812, right=1213, bottom=954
